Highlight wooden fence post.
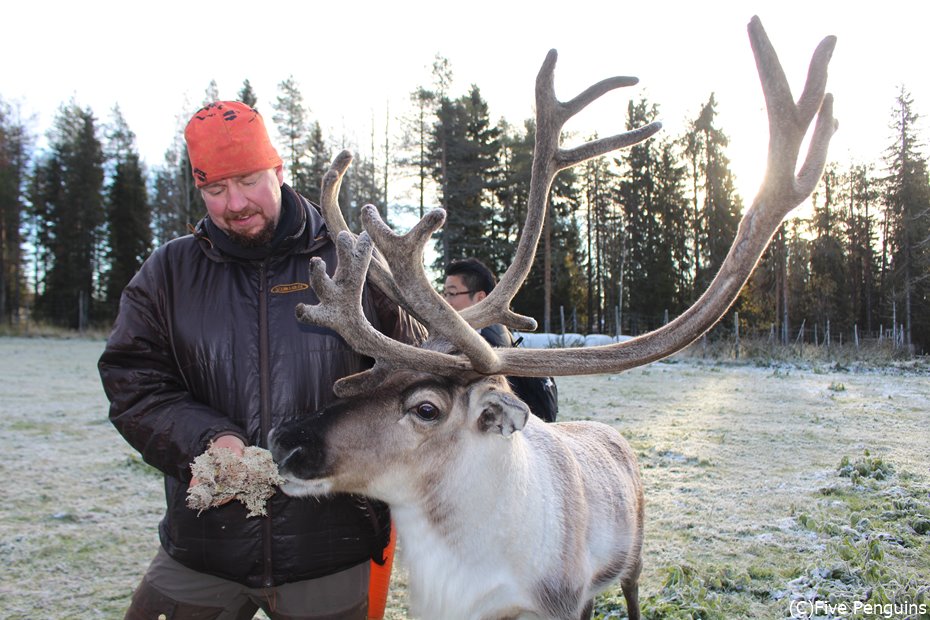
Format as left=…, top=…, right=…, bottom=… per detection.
left=734, top=312, right=740, bottom=360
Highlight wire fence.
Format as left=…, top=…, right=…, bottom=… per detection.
left=3, top=301, right=921, bottom=364
left=549, top=304, right=921, bottom=361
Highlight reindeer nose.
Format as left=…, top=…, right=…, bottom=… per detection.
left=269, top=427, right=322, bottom=477
left=269, top=421, right=330, bottom=478
left=267, top=430, right=297, bottom=468
left=277, top=446, right=306, bottom=473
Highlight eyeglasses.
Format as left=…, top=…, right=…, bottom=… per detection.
left=442, top=290, right=474, bottom=299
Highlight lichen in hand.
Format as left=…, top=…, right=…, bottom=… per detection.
left=186, top=445, right=285, bottom=518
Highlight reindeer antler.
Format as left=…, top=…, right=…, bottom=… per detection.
left=491, top=16, right=837, bottom=376
left=460, top=49, right=662, bottom=332
left=317, top=148, right=504, bottom=377
left=305, top=50, right=658, bottom=393
left=301, top=16, right=837, bottom=393
left=296, top=231, right=474, bottom=397
left=317, top=151, right=416, bottom=321
left=358, top=205, right=503, bottom=374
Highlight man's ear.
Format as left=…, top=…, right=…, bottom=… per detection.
left=472, top=290, right=488, bottom=303
left=275, top=165, right=285, bottom=185
left=472, top=384, right=529, bottom=437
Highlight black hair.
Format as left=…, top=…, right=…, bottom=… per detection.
left=445, top=257, right=497, bottom=295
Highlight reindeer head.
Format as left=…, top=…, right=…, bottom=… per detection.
left=272, top=339, right=532, bottom=505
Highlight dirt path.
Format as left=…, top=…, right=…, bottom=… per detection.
left=1, top=337, right=926, bottom=618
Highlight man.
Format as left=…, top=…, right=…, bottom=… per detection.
left=99, top=101, right=421, bottom=619
left=443, top=258, right=558, bottom=422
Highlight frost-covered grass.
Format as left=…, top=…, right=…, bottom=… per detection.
left=580, top=360, right=930, bottom=620
left=0, top=337, right=163, bottom=618
left=0, top=338, right=927, bottom=619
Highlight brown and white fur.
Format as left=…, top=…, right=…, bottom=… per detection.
left=270, top=362, right=642, bottom=620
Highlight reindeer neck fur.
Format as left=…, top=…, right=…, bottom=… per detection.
left=390, top=418, right=589, bottom=619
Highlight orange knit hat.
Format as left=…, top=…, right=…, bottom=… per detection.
left=184, top=101, right=283, bottom=188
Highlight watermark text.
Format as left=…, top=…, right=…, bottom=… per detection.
left=790, top=599, right=928, bottom=619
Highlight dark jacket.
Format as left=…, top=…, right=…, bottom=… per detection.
left=479, top=324, right=558, bottom=423
left=99, top=185, right=421, bottom=588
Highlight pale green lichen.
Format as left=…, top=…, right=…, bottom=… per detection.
left=186, top=446, right=285, bottom=518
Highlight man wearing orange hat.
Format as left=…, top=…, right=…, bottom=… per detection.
left=99, top=101, right=420, bottom=619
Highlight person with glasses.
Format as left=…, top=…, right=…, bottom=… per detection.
left=443, top=258, right=558, bottom=422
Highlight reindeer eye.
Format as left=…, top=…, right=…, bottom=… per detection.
left=411, top=402, right=440, bottom=422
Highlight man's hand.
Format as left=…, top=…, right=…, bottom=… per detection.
left=189, top=434, right=246, bottom=496
left=210, top=434, right=246, bottom=456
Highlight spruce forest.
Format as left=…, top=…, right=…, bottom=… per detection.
left=1, top=62, right=928, bottom=354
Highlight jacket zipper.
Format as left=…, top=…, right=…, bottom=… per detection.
left=259, top=261, right=274, bottom=587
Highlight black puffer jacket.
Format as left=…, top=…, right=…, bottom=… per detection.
left=99, top=185, right=421, bottom=588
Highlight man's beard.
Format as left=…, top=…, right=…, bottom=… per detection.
left=225, top=217, right=277, bottom=248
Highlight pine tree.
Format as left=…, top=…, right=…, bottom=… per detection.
left=272, top=75, right=313, bottom=193
left=103, top=106, right=151, bottom=320
left=238, top=79, right=258, bottom=108
left=786, top=220, right=812, bottom=341
left=494, top=121, right=532, bottom=277
left=396, top=56, right=451, bottom=219
left=398, top=86, right=439, bottom=218
left=654, top=139, right=691, bottom=314
left=841, top=163, right=880, bottom=335
left=339, top=150, right=385, bottom=232
left=499, top=120, right=585, bottom=331
left=380, top=105, right=391, bottom=220
left=0, top=98, right=32, bottom=326
left=150, top=109, right=203, bottom=244
left=807, top=165, right=850, bottom=338
left=545, top=167, right=585, bottom=333
left=753, top=220, right=813, bottom=344
left=687, top=94, right=743, bottom=296
left=429, top=85, right=501, bottom=271
left=579, top=139, right=611, bottom=332
left=30, top=99, right=105, bottom=328
left=682, top=121, right=703, bottom=301
left=203, top=80, right=220, bottom=105
left=305, top=121, right=329, bottom=203
left=616, top=97, right=678, bottom=332
left=742, top=227, right=781, bottom=338
left=882, top=86, right=930, bottom=351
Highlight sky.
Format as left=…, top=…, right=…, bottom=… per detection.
left=3, top=0, right=927, bottom=211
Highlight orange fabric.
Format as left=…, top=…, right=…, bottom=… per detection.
left=367, top=522, right=396, bottom=619
left=184, top=101, right=282, bottom=187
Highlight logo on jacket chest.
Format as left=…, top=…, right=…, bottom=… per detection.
left=270, top=283, right=310, bottom=294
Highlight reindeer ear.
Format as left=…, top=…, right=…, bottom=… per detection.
left=474, top=388, right=529, bottom=437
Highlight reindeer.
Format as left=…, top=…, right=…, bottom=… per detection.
left=269, top=17, right=837, bottom=620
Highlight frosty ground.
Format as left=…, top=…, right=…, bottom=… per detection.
left=1, top=337, right=927, bottom=619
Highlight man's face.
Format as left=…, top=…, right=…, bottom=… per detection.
left=443, top=274, right=485, bottom=311
left=201, top=167, right=285, bottom=246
